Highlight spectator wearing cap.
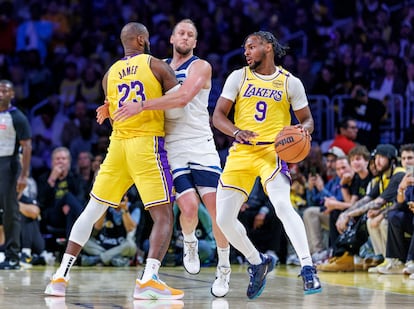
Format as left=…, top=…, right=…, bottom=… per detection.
left=323, top=146, right=346, bottom=181
left=319, top=144, right=405, bottom=272
left=374, top=143, right=414, bottom=276
left=329, top=117, right=358, bottom=155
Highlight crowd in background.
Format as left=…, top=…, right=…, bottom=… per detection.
left=0, top=0, right=414, bottom=272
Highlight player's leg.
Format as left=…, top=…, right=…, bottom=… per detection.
left=45, top=139, right=131, bottom=296
left=131, top=136, right=184, bottom=300
left=266, top=173, right=322, bottom=294
left=201, top=189, right=231, bottom=297
left=176, top=186, right=201, bottom=275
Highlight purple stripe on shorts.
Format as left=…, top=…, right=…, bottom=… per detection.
left=156, top=137, right=175, bottom=202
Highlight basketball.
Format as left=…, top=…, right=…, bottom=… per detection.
left=274, top=126, right=311, bottom=163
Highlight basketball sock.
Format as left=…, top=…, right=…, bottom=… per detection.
left=266, top=175, right=313, bottom=267
left=217, top=246, right=231, bottom=268
left=54, top=253, right=77, bottom=280
left=22, top=248, right=31, bottom=257
left=183, top=231, right=197, bottom=243
left=141, top=258, right=161, bottom=282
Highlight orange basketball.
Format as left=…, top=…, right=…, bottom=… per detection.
left=274, top=126, right=311, bottom=163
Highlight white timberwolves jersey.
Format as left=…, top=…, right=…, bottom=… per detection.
left=164, top=56, right=213, bottom=143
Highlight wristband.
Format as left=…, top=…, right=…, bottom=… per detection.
left=233, top=129, right=240, bottom=137
left=121, top=209, right=129, bottom=214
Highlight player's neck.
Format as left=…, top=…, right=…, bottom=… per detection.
left=253, top=63, right=277, bottom=75
left=170, top=52, right=193, bottom=70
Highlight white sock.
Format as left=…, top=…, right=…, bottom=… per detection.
left=22, top=248, right=31, bottom=257
left=141, top=258, right=161, bottom=282
left=217, top=246, right=231, bottom=268
left=53, top=253, right=77, bottom=280
left=183, top=231, right=197, bottom=243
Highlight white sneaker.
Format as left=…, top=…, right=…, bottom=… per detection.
left=183, top=240, right=200, bottom=274
left=211, top=266, right=231, bottom=297
left=368, top=258, right=389, bottom=273
left=44, top=277, right=68, bottom=297
left=403, top=260, right=414, bottom=274
left=377, top=258, right=404, bottom=274
left=409, top=273, right=414, bottom=280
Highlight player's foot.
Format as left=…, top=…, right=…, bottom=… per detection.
left=133, top=275, right=184, bottom=300
left=183, top=240, right=200, bottom=274
left=211, top=266, right=231, bottom=297
left=246, top=253, right=276, bottom=299
left=44, top=277, right=68, bottom=297
left=300, top=265, right=322, bottom=295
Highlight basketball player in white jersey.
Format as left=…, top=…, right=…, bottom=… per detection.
left=163, top=19, right=231, bottom=297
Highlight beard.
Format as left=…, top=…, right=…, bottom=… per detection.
left=175, top=45, right=192, bottom=56
left=249, top=60, right=261, bottom=70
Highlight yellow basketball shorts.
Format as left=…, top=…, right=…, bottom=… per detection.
left=219, top=143, right=290, bottom=199
left=91, top=136, right=173, bottom=208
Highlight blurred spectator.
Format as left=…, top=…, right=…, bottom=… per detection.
left=296, top=56, right=316, bottom=93
left=31, top=96, right=68, bottom=176
left=303, top=150, right=345, bottom=263
left=15, top=2, right=53, bottom=64
left=342, top=74, right=386, bottom=151
left=75, top=151, right=94, bottom=202
left=0, top=1, right=17, bottom=56
left=64, top=41, right=88, bottom=76
left=19, top=170, right=55, bottom=267
left=41, top=1, right=70, bottom=55
left=325, top=144, right=404, bottom=272
left=37, top=147, right=85, bottom=239
left=69, top=116, right=98, bottom=169
left=374, top=143, right=414, bottom=275
left=370, top=56, right=405, bottom=101
left=329, top=117, right=358, bottom=155
left=59, top=62, right=81, bottom=112
left=75, top=64, right=103, bottom=106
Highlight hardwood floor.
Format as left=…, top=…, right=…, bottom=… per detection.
left=0, top=264, right=413, bottom=308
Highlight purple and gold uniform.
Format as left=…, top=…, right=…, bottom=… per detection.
left=220, top=66, right=307, bottom=197
left=91, top=54, right=173, bottom=208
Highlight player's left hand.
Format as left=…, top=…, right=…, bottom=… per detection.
left=294, top=124, right=312, bottom=140
left=96, top=101, right=110, bottom=124
left=113, top=101, right=142, bottom=122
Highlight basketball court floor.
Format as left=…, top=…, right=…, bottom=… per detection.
left=0, top=264, right=413, bottom=308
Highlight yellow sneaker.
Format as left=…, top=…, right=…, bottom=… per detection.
left=133, top=275, right=184, bottom=300
left=44, top=277, right=68, bottom=297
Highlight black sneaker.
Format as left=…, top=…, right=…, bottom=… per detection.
left=0, top=259, right=21, bottom=270
left=246, top=253, right=276, bottom=299
left=20, top=253, right=33, bottom=268
left=300, top=265, right=322, bottom=295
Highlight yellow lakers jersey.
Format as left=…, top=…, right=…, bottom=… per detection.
left=234, top=67, right=291, bottom=142
left=106, top=54, right=164, bottom=139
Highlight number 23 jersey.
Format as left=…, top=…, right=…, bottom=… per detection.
left=106, top=54, right=165, bottom=139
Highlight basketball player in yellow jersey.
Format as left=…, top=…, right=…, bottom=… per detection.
left=212, top=31, right=322, bottom=299
left=45, top=22, right=184, bottom=300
